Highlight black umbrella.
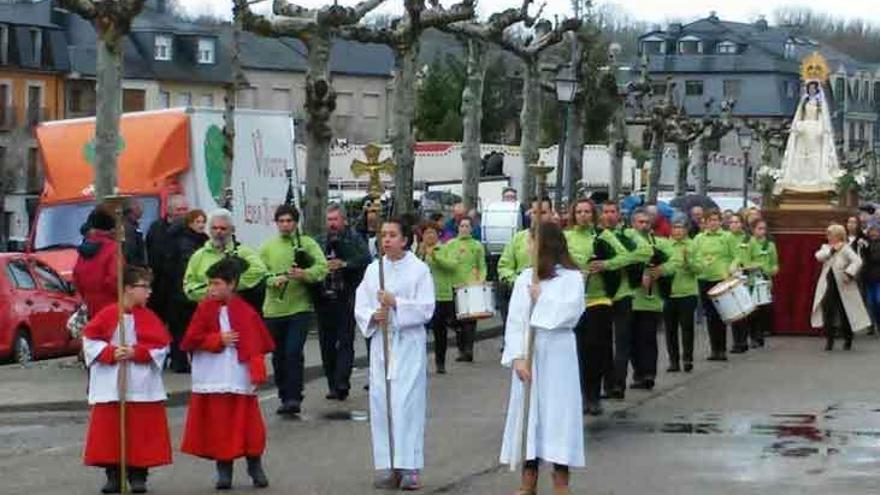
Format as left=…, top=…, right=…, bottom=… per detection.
left=669, top=194, right=718, bottom=212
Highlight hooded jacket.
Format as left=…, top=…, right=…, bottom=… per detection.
left=73, top=230, right=118, bottom=318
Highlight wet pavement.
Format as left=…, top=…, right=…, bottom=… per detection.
left=2, top=333, right=880, bottom=494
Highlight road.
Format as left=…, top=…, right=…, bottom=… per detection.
left=2, top=334, right=880, bottom=495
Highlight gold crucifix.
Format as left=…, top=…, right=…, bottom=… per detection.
left=351, top=143, right=395, bottom=199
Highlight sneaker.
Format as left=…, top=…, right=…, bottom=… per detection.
left=683, top=362, right=693, bottom=373
left=373, top=470, right=401, bottom=490
left=400, top=470, right=422, bottom=491
left=276, top=401, right=301, bottom=415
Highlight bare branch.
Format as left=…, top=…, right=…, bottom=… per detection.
left=526, top=17, right=581, bottom=56
left=523, top=0, right=546, bottom=27
left=339, top=24, right=398, bottom=46
left=236, top=0, right=312, bottom=38
left=56, top=0, right=97, bottom=19
left=273, top=0, right=318, bottom=18
left=119, top=0, right=146, bottom=18
left=443, top=0, right=531, bottom=41
left=419, top=0, right=476, bottom=30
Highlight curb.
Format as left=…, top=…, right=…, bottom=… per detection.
left=0, top=325, right=504, bottom=414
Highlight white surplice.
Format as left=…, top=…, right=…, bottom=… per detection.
left=499, top=267, right=586, bottom=467
left=189, top=306, right=255, bottom=395
left=83, top=314, right=169, bottom=405
left=355, top=251, right=435, bottom=470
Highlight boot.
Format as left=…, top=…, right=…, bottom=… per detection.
left=246, top=456, right=269, bottom=488
left=825, top=338, right=834, bottom=351
left=844, top=338, right=853, bottom=351
left=514, top=466, right=538, bottom=495
left=101, top=466, right=122, bottom=494
left=128, top=467, right=148, bottom=494
left=215, top=461, right=233, bottom=490
left=551, top=468, right=571, bottom=495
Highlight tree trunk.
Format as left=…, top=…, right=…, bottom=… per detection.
left=460, top=39, right=486, bottom=211
left=391, top=44, right=418, bottom=216
left=564, top=96, right=584, bottom=206
left=303, top=36, right=334, bottom=236
left=93, top=33, right=123, bottom=200
left=697, top=139, right=710, bottom=196
left=221, top=13, right=244, bottom=209
left=519, top=60, right=541, bottom=198
left=646, top=138, right=664, bottom=204
left=674, top=141, right=690, bottom=197
left=608, top=109, right=626, bottom=202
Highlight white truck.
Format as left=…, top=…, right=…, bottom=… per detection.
left=30, top=107, right=298, bottom=277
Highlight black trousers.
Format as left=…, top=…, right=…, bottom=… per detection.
left=431, top=301, right=456, bottom=366
left=166, top=298, right=196, bottom=372
left=664, top=296, right=697, bottom=365
left=749, top=304, right=772, bottom=344
left=698, top=280, right=727, bottom=356
left=575, top=305, right=613, bottom=404
left=731, top=318, right=751, bottom=350
left=316, top=294, right=356, bottom=393
left=266, top=313, right=313, bottom=405
left=631, top=311, right=660, bottom=382
left=609, top=297, right=633, bottom=392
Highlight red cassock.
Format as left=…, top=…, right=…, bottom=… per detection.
left=180, top=296, right=275, bottom=462
left=82, top=305, right=173, bottom=468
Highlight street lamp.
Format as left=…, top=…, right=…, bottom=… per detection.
left=554, top=64, right=579, bottom=208
left=737, top=127, right=754, bottom=209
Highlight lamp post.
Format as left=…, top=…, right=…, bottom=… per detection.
left=737, top=127, right=753, bottom=209
left=554, top=64, right=579, bottom=208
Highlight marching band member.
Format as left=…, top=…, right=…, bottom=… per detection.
left=355, top=218, right=435, bottom=490
left=629, top=207, right=671, bottom=390
left=812, top=223, right=871, bottom=351
left=180, top=259, right=275, bottom=490
left=692, top=209, right=736, bottom=361
left=663, top=216, right=700, bottom=372
left=82, top=266, right=172, bottom=494
left=444, top=216, right=487, bottom=362
left=591, top=201, right=652, bottom=403
left=747, top=219, right=779, bottom=346
left=417, top=220, right=457, bottom=374
left=500, top=221, right=585, bottom=495
left=498, top=197, right=554, bottom=287
left=727, top=214, right=753, bottom=354
left=565, top=199, right=617, bottom=415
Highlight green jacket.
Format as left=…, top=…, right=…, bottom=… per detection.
left=421, top=243, right=459, bottom=302
left=598, top=227, right=653, bottom=301
left=631, top=232, right=671, bottom=312
left=692, top=229, right=736, bottom=282
left=498, top=229, right=530, bottom=285
left=748, top=237, right=780, bottom=279
left=565, top=226, right=612, bottom=306
left=259, top=234, right=328, bottom=318
left=664, top=238, right=700, bottom=298
left=728, top=231, right=752, bottom=270
left=444, top=236, right=487, bottom=287
left=184, top=240, right=268, bottom=302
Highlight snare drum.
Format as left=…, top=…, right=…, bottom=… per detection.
left=751, top=277, right=772, bottom=306
left=707, top=277, right=756, bottom=323
left=454, top=283, right=496, bottom=321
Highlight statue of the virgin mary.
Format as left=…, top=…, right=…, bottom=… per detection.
left=776, top=53, right=841, bottom=194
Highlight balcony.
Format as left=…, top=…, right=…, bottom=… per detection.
left=0, top=106, right=51, bottom=132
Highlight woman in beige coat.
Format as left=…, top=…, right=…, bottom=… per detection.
left=812, top=223, right=872, bottom=350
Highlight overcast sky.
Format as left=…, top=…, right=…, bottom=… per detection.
left=177, top=0, right=880, bottom=25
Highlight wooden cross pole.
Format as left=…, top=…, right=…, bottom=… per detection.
left=351, top=143, right=396, bottom=199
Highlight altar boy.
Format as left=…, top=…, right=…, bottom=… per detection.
left=82, top=266, right=172, bottom=494
left=180, top=259, right=275, bottom=490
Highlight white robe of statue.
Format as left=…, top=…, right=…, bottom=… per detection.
left=776, top=83, right=841, bottom=193
left=499, top=267, right=586, bottom=468
left=354, top=251, right=435, bottom=470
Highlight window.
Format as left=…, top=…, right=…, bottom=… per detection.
left=874, top=82, right=880, bottom=104
left=716, top=41, right=737, bottom=54
left=785, top=80, right=798, bottom=99
left=272, top=88, right=291, bottom=110
left=0, top=24, right=8, bottom=65
left=30, top=28, right=42, bottom=65
left=197, top=38, right=215, bottom=64
left=154, top=34, right=172, bottom=61
left=200, top=94, right=214, bottom=107
left=685, top=80, right=703, bottom=96
left=651, top=82, right=668, bottom=96
left=33, top=263, right=66, bottom=293
left=860, top=122, right=866, bottom=141
left=158, top=90, right=170, bottom=108
left=123, top=89, right=145, bottom=112
left=26, top=84, right=43, bottom=126
left=0, top=82, right=10, bottom=125
left=642, top=41, right=664, bottom=55
left=862, top=81, right=869, bottom=102
left=849, top=121, right=856, bottom=141
left=678, top=36, right=702, bottom=55
left=833, top=78, right=845, bottom=102
left=27, top=147, right=39, bottom=192
left=6, top=261, right=36, bottom=290
left=363, top=94, right=380, bottom=118
left=784, top=40, right=796, bottom=60
left=336, top=92, right=353, bottom=115
left=723, top=79, right=742, bottom=99
left=176, top=92, right=192, bottom=107
left=69, top=87, right=83, bottom=113
left=236, top=87, right=256, bottom=108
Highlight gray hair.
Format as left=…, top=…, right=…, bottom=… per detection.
left=167, top=194, right=187, bottom=215
left=327, top=203, right=346, bottom=216
left=631, top=206, right=649, bottom=219
left=671, top=213, right=689, bottom=227
left=207, top=208, right=234, bottom=229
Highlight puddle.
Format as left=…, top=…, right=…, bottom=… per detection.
left=322, top=410, right=369, bottom=422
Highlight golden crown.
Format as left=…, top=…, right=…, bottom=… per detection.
left=800, top=51, right=830, bottom=82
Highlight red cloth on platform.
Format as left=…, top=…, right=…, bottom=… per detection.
left=83, top=402, right=172, bottom=468
left=180, top=393, right=266, bottom=461
left=772, top=233, right=825, bottom=335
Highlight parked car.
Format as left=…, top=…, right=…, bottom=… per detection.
left=0, top=254, right=81, bottom=364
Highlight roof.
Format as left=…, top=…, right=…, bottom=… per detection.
left=0, top=0, right=57, bottom=28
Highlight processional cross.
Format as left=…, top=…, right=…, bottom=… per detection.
left=351, top=143, right=395, bottom=199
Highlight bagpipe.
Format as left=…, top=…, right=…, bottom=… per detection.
left=648, top=242, right=673, bottom=299
left=592, top=235, right=621, bottom=297
left=222, top=238, right=267, bottom=313
left=614, top=230, right=643, bottom=289
left=279, top=229, right=319, bottom=300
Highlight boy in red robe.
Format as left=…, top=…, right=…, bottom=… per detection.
left=82, top=266, right=172, bottom=494
left=180, top=258, right=275, bottom=490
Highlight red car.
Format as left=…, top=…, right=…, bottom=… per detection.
left=0, top=253, right=82, bottom=364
